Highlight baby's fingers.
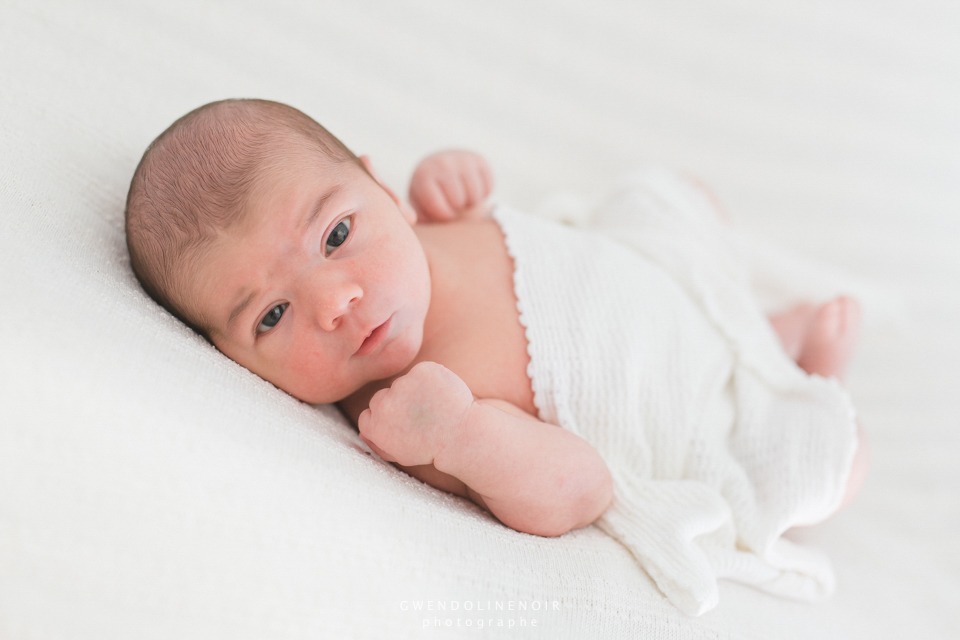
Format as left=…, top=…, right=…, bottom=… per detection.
left=358, top=407, right=397, bottom=462
left=478, top=157, right=493, bottom=195
left=359, top=431, right=396, bottom=462
left=461, top=158, right=493, bottom=219
left=469, top=155, right=493, bottom=203
left=411, top=180, right=455, bottom=222
left=366, top=387, right=392, bottom=414
left=438, top=174, right=468, bottom=214
left=462, top=166, right=486, bottom=208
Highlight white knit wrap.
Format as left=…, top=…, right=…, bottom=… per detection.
left=491, top=169, right=858, bottom=616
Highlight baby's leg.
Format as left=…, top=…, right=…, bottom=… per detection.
left=796, top=297, right=861, bottom=382
left=837, top=421, right=869, bottom=512
left=681, top=175, right=863, bottom=380
left=685, top=176, right=867, bottom=512
left=768, top=303, right=818, bottom=361
left=772, top=302, right=869, bottom=521
left=790, top=419, right=869, bottom=526
left=768, top=297, right=861, bottom=382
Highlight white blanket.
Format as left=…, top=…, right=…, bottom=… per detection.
left=2, top=1, right=958, bottom=638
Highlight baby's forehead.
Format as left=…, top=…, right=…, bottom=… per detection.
left=184, top=231, right=263, bottom=340
left=245, top=146, right=353, bottom=204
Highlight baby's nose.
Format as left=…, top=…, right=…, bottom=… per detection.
left=313, top=277, right=363, bottom=332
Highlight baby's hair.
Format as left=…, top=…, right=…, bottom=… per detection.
left=125, top=98, right=363, bottom=337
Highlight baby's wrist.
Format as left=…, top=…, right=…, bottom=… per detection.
left=434, top=400, right=488, bottom=475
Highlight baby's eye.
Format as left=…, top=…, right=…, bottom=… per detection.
left=325, top=217, right=351, bottom=255
left=257, top=303, right=288, bottom=334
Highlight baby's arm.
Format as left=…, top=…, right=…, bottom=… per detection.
left=358, top=362, right=613, bottom=537
left=408, top=150, right=493, bottom=223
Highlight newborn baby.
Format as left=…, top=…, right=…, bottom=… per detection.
left=126, top=98, right=867, bottom=614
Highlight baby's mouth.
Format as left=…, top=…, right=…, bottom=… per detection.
left=354, top=315, right=393, bottom=356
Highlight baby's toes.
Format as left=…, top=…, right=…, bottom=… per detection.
left=839, top=296, right=862, bottom=334
left=797, top=296, right=861, bottom=381
left=818, top=296, right=861, bottom=340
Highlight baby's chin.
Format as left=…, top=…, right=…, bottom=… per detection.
left=364, top=331, right=424, bottom=385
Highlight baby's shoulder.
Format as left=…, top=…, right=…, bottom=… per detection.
left=415, top=217, right=512, bottom=276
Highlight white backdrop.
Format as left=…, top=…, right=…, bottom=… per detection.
left=1, top=1, right=958, bottom=638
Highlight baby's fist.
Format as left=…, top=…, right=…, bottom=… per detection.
left=357, top=361, right=475, bottom=467
left=408, top=150, right=493, bottom=223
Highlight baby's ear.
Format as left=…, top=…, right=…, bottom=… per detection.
left=359, top=155, right=417, bottom=225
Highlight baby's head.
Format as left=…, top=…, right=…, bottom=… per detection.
left=126, top=99, right=431, bottom=404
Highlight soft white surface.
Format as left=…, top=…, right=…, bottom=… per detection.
left=1, top=1, right=958, bottom=638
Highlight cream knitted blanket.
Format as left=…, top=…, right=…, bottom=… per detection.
left=491, top=169, right=858, bottom=616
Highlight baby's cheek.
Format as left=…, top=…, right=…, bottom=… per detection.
left=284, top=343, right=343, bottom=403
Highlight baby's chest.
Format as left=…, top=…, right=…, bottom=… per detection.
left=416, top=220, right=537, bottom=418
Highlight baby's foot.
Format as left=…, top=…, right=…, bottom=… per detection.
left=769, top=303, right=818, bottom=360
left=796, top=297, right=861, bottom=382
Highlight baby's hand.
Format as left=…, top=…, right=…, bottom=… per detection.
left=408, top=149, right=493, bottom=223
left=357, top=361, right=476, bottom=467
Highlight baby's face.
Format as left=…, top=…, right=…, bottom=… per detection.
left=192, top=153, right=431, bottom=404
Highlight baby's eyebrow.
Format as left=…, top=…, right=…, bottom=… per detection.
left=299, top=183, right=343, bottom=233
left=227, top=289, right=257, bottom=331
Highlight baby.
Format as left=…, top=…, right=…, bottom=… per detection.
left=126, top=98, right=867, bottom=612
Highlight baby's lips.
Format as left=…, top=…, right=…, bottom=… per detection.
left=354, top=315, right=393, bottom=356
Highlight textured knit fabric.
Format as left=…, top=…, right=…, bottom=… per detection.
left=490, top=169, right=859, bottom=616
